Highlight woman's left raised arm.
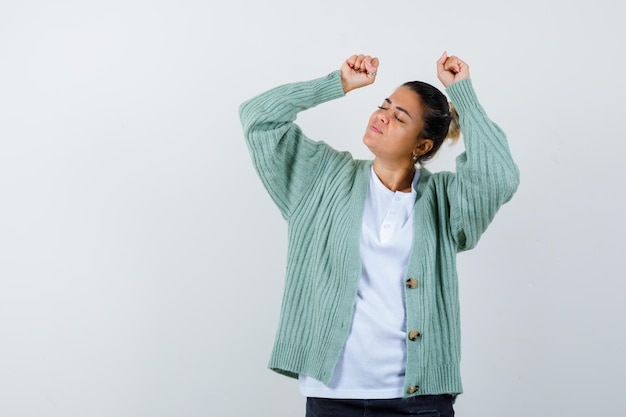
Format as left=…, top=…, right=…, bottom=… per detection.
left=439, top=53, right=520, bottom=251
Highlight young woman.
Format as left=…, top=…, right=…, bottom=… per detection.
left=239, top=52, right=519, bottom=417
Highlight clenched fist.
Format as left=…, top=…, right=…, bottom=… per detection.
left=340, top=54, right=380, bottom=94
left=437, top=52, right=470, bottom=88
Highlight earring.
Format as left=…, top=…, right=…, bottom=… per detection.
left=412, top=153, right=418, bottom=161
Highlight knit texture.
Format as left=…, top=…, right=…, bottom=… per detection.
left=239, top=70, right=519, bottom=397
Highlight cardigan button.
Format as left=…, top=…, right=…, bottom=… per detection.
left=408, top=330, right=421, bottom=341
left=405, top=278, right=418, bottom=289
left=408, top=385, right=420, bottom=394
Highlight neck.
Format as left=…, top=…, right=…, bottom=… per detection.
left=372, top=159, right=416, bottom=193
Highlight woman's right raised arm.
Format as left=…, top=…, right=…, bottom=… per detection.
left=238, top=71, right=346, bottom=219
left=238, top=55, right=378, bottom=219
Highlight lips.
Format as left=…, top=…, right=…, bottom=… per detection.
left=370, top=125, right=382, bottom=134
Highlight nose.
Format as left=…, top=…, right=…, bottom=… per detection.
left=378, top=109, right=389, bottom=124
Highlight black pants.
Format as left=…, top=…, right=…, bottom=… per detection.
left=306, top=394, right=455, bottom=417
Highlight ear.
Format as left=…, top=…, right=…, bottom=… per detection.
left=414, top=138, right=434, bottom=158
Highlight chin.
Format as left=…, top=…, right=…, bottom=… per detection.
left=362, top=132, right=376, bottom=148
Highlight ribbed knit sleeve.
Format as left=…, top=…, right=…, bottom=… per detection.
left=239, top=70, right=346, bottom=218
left=445, top=78, right=520, bottom=251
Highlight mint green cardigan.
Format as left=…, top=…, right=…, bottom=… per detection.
left=239, top=70, right=519, bottom=397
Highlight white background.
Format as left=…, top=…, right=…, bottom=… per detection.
left=1, top=0, right=625, bottom=415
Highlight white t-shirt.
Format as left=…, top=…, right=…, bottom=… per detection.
left=299, top=167, right=419, bottom=399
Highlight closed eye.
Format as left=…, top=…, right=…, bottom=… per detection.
left=380, top=97, right=414, bottom=121
left=377, top=98, right=410, bottom=123
left=377, top=106, right=405, bottom=123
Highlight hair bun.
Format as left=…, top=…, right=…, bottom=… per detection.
left=447, top=102, right=461, bottom=143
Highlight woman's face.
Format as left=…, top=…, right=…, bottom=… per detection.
left=362, top=86, right=429, bottom=163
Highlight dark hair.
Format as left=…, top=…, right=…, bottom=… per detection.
left=401, top=81, right=460, bottom=163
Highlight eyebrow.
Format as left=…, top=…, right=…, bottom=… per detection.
left=385, top=98, right=413, bottom=119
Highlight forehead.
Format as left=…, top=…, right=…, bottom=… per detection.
left=388, top=87, right=423, bottom=119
